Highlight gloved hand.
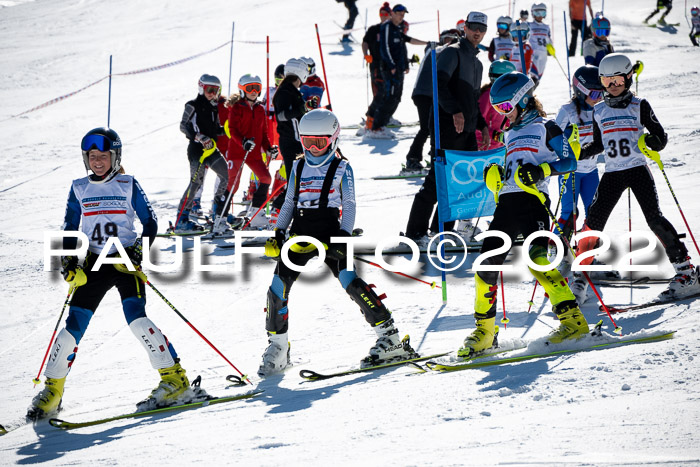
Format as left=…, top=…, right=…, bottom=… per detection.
left=195, top=133, right=214, bottom=150
left=125, top=238, right=143, bottom=266
left=410, top=54, right=420, bottom=65
left=518, top=163, right=551, bottom=185
left=61, top=256, right=87, bottom=289
left=243, top=138, right=256, bottom=152
left=546, top=43, right=556, bottom=56
left=364, top=54, right=373, bottom=64
left=265, top=229, right=286, bottom=258
left=326, top=230, right=351, bottom=261
left=493, top=131, right=504, bottom=144
left=644, top=134, right=663, bottom=151
left=305, top=96, right=320, bottom=112
left=268, top=145, right=279, bottom=159
left=565, top=123, right=581, bottom=159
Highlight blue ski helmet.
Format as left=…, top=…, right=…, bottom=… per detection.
left=81, top=127, right=122, bottom=183
left=489, top=72, right=535, bottom=114
left=591, top=16, right=611, bottom=38
left=488, top=59, right=517, bottom=83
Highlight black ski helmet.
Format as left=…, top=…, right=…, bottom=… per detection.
left=274, top=64, right=285, bottom=80
left=572, top=65, right=603, bottom=102
left=81, top=127, right=122, bottom=183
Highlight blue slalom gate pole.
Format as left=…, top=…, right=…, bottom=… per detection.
left=515, top=20, right=526, bottom=73
left=564, top=12, right=572, bottom=98
left=227, top=22, right=235, bottom=96
left=429, top=43, right=447, bottom=304
left=107, top=55, right=112, bottom=127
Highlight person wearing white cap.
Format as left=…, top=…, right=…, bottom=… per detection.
left=403, top=11, right=489, bottom=244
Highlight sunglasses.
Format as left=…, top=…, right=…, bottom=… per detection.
left=595, top=28, right=610, bottom=36
left=600, top=75, right=625, bottom=87
left=467, top=23, right=487, bottom=33
left=203, top=85, right=220, bottom=94
left=241, top=83, right=261, bottom=93
left=300, top=135, right=332, bottom=152
left=81, top=134, right=112, bottom=152
left=493, top=101, right=515, bottom=115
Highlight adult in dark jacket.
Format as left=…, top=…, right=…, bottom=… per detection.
left=371, top=4, right=427, bottom=134
left=361, top=3, right=391, bottom=129
left=271, top=58, right=309, bottom=215
left=175, top=74, right=230, bottom=233
left=404, top=12, right=489, bottom=242
left=403, top=30, right=460, bottom=172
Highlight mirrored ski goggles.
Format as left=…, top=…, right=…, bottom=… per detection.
left=240, top=83, right=262, bottom=93
left=300, top=135, right=332, bottom=151
left=81, top=134, right=112, bottom=152
left=533, top=9, right=547, bottom=17
left=497, top=23, right=509, bottom=30
left=203, top=85, right=220, bottom=94
left=492, top=101, right=515, bottom=115
left=588, top=90, right=603, bottom=100
left=467, top=22, right=487, bottom=33
left=600, top=75, right=625, bottom=87
left=595, top=28, right=610, bottom=36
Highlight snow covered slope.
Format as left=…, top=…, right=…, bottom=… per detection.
left=1, top=0, right=699, bottom=464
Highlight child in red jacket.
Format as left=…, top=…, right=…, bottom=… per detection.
left=226, top=74, right=278, bottom=229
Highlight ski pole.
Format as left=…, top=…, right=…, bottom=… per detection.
left=551, top=52, right=571, bottom=83
left=638, top=136, right=700, bottom=257
left=500, top=271, right=508, bottom=327
left=174, top=143, right=218, bottom=228
left=132, top=268, right=252, bottom=385
left=240, top=180, right=286, bottom=231
left=314, top=24, right=333, bottom=110
left=33, top=286, right=77, bottom=386
left=515, top=172, right=622, bottom=334
left=211, top=146, right=253, bottom=233
left=353, top=255, right=441, bottom=289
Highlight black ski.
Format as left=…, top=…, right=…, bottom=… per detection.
left=299, top=352, right=449, bottom=381
left=600, top=292, right=700, bottom=313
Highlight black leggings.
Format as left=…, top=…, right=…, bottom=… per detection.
left=585, top=165, right=687, bottom=262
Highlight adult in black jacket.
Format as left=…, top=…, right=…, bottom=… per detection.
left=271, top=59, right=308, bottom=212
left=372, top=4, right=427, bottom=132
left=404, top=12, right=489, bottom=242
left=361, top=3, right=391, bottom=127
left=176, top=74, right=230, bottom=232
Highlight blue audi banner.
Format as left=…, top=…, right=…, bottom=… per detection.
left=434, top=147, right=506, bottom=223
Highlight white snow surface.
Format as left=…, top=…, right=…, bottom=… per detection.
left=1, top=0, right=700, bottom=465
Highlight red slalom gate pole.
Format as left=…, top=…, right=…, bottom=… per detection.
left=314, top=24, right=333, bottom=109
left=353, top=256, right=441, bottom=289
left=266, top=36, right=272, bottom=138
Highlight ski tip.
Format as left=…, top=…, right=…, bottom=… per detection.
left=299, top=369, right=324, bottom=381
left=48, top=418, right=68, bottom=429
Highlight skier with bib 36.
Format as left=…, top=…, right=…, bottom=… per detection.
left=573, top=53, right=699, bottom=303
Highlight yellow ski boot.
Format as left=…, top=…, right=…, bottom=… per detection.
left=458, top=317, right=497, bottom=358
left=27, top=377, right=65, bottom=420
left=138, top=362, right=190, bottom=411
left=549, top=301, right=589, bottom=344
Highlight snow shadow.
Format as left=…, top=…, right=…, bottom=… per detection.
left=255, top=371, right=382, bottom=415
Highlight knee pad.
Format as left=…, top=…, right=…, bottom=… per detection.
left=474, top=273, right=498, bottom=319
left=45, top=328, right=78, bottom=379
left=122, top=296, right=147, bottom=325
left=129, top=317, right=176, bottom=369
left=345, top=277, right=391, bottom=326
left=65, top=306, right=93, bottom=344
